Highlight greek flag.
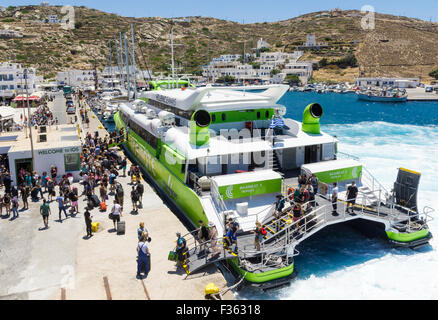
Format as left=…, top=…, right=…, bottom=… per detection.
left=269, top=117, right=284, bottom=129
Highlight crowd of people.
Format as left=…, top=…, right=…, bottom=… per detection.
left=29, top=104, right=55, bottom=126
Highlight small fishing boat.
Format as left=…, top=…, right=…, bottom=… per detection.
left=357, top=88, right=407, bottom=102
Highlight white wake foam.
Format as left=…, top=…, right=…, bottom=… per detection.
left=239, top=122, right=438, bottom=300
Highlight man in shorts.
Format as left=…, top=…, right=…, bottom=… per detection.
left=346, top=181, right=359, bottom=214
left=110, top=200, right=122, bottom=230
left=40, top=198, right=51, bottom=229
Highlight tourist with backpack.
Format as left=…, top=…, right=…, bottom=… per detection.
left=115, top=183, right=124, bottom=206
left=136, top=181, right=144, bottom=204
left=131, top=186, right=139, bottom=212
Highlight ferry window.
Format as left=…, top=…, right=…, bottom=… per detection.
left=211, top=114, right=216, bottom=122
left=265, top=110, right=270, bottom=119
left=64, top=153, right=80, bottom=172
left=221, top=113, right=226, bottom=121
left=257, top=111, right=261, bottom=119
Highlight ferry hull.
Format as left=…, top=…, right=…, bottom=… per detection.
left=114, top=111, right=294, bottom=286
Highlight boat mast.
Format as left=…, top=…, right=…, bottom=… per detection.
left=108, top=40, right=113, bottom=88
left=114, top=35, right=123, bottom=91
left=124, top=33, right=131, bottom=101
left=119, top=32, right=126, bottom=91
left=131, top=24, right=137, bottom=100
left=170, top=24, right=175, bottom=88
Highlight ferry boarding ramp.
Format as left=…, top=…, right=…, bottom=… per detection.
left=179, top=189, right=433, bottom=276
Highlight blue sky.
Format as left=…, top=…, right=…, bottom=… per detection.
left=2, top=0, right=438, bottom=23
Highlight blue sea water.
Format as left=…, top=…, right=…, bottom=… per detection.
left=236, top=92, right=438, bottom=300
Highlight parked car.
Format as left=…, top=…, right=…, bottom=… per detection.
left=66, top=106, right=76, bottom=114
left=425, top=86, right=433, bottom=93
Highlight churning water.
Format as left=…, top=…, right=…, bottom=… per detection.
left=237, top=91, right=438, bottom=300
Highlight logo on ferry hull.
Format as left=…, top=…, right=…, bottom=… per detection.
left=226, top=185, right=233, bottom=199
left=351, top=167, right=358, bottom=178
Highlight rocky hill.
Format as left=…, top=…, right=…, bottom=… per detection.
left=1, top=5, right=438, bottom=83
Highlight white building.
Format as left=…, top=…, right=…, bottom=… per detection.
left=56, top=70, right=96, bottom=87
left=0, top=29, right=23, bottom=38
left=0, top=124, right=82, bottom=185
left=0, top=62, right=40, bottom=99
left=257, top=38, right=270, bottom=50
left=282, top=61, right=314, bottom=83
left=306, top=34, right=316, bottom=47
left=48, top=15, right=59, bottom=24
left=301, top=34, right=328, bottom=48
left=202, top=51, right=306, bottom=82
left=354, top=77, right=420, bottom=88
left=260, top=52, right=299, bottom=67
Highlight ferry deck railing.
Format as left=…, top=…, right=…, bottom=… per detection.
left=237, top=190, right=433, bottom=258
left=337, top=151, right=390, bottom=197
left=177, top=190, right=433, bottom=274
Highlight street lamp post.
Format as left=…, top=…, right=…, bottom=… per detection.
left=24, top=68, right=35, bottom=171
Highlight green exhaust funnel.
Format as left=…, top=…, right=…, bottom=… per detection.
left=190, top=110, right=211, bottom=147
left=302, top=103, right=323, bottom=134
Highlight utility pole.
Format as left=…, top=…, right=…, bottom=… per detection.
left=24, top=68, right=35, bottom=170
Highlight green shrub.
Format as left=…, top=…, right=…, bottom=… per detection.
left=429, top=69, right=438, bottom=80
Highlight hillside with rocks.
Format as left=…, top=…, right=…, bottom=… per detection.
left=1, top=5, right=438, bottom=83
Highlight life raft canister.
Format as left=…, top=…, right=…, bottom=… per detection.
left=287, top=187, right=294, bottom=200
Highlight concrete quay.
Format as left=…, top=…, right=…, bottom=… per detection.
left=406, top=87, right=438, bottom=101
left=0, top=93, right=233, bottom=300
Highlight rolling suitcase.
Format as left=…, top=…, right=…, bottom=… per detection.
left=100, top=202, right=107, bottom=212
left=117, top=221, right=125, bottom=235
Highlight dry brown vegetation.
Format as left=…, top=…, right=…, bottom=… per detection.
left=1, top=6, right=438, bottom=82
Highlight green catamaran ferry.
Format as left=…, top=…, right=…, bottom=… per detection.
left=113, top=84, right=433, bottom=289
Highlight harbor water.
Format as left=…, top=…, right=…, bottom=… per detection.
left=237, top=91, right=438, bottom=299
left=99, top=92, right=438, bottom=299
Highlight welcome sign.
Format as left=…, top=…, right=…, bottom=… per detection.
left=218, top=178, right=281, bottom=200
